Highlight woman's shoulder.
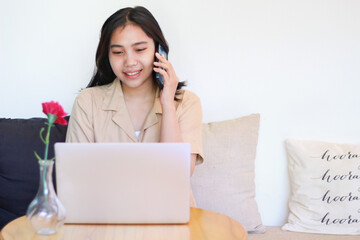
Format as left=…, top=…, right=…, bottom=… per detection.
left=175, top=89, right=202, bottom=114
left=177, top=89, right=201, bottom=103
left=76, top=81, right=116, bottom=101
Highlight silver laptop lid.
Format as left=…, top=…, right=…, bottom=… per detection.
left=55, top=143, right=190, bottom=224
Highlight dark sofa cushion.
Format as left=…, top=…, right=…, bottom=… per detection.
left=0, top=116, right=68, bottom=229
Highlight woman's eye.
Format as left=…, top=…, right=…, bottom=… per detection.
left=136, top=48, right=146, bottom=52
left=112, top=51, right=123, bottom=55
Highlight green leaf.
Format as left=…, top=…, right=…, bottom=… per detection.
left=39, top=128, right=46, bottom=144
left=34, top=151, right=42, bottom=161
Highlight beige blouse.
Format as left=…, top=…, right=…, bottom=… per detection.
left=66, top=79, right=203, bottom=206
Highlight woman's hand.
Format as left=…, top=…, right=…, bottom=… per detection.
left=153, top=52, right=179, bottom=108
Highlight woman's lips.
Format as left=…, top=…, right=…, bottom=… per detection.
left=124, top=70, right=142, bottom=79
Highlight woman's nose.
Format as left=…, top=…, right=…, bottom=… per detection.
left=124, top=52, right=138, bottom=67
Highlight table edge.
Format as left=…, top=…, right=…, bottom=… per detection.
left=1, top=207, right=247, bottom=240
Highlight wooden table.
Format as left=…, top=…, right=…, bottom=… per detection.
left=1, top=208, right=247, bottom=240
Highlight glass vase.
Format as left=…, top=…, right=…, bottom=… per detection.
left=26, top=160, right=66, bottom=235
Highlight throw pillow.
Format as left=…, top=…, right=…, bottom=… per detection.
left=282, top=139, right=360, bottom=235
left=191, top=114, right=265, bottom=233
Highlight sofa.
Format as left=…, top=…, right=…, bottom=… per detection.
left=0, top=115, right=359, bottom=239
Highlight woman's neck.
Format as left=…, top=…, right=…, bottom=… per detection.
left=122, top=80, right=157, bottom=101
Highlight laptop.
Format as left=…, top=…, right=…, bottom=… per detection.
left=54, top=142, right=191, bottom=224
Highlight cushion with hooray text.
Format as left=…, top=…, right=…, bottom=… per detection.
left=191, top=114, right=265, bottom=233
left=282, top=139, right=360, bottom=235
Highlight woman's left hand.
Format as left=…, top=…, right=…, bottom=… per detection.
left=153, top=52, right=179, bottom=108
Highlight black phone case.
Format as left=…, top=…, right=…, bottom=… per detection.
left=156, top=44, right=168, bottom=87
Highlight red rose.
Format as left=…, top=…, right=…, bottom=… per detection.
left=42, top=101, right=68, bottom=125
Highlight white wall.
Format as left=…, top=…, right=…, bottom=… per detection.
left=1, top=0, right=359, bottom=226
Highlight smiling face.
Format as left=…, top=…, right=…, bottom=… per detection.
left=109, top=24, right=156, bottom=90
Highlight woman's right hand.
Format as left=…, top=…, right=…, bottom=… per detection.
left=153, top=52, right=179, bottom=108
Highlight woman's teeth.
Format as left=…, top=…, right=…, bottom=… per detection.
left=126, top=71, right=141, bottom=76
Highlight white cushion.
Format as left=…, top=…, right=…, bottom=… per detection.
left=283, top=139, right=360, bottom=235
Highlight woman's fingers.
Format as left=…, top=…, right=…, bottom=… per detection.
left=154, top=53, right=175, bottom=76
left=154, top=52, right=179, bottom=97
left=153, top=65, right=167, bottom=77
left=155, top=53, right=170, bottom=69
left=153, top=61, right=169, bottom=72
left=155, top=52, right=166, bottom=62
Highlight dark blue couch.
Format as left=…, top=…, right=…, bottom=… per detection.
left=0, top=117, right=69, bottom=229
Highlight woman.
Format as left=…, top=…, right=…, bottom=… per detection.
left=66, top=6, right=203, bottom=206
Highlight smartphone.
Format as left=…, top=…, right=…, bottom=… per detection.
left=156, top=44, right=168, bottom=88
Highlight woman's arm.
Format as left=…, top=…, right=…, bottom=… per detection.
left=159, top=99, right=197, bottom=175
left=153, top=53, right=200, bottom=175
left=153, top=52, right=182, bottom=142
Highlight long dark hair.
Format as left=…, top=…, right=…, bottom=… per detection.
left=87, top=6, right=186, bottom=95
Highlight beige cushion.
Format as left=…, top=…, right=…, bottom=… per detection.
left=283, top=139, right=360, bottom=235
left=248, top=226, right=358, bottom=240
left=191, top=114, right=265, bottom=233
